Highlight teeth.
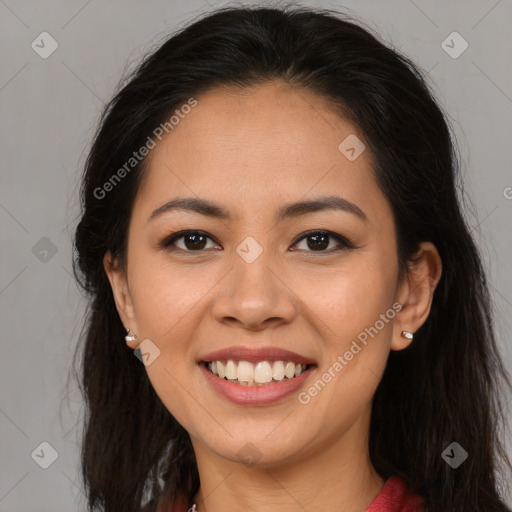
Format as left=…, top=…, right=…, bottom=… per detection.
left=225, top=360, right=237, bottom=380
left=254, top=361, right=273, bottom=383
left=237, top=361, right=254, bottom=384
left=217, top=361, right=225, bottom=378
left=285, top=362, right=295, bottom=379
left=272, top=361, right=285, bottom=381
left=206, top=359, right=310, bottom=384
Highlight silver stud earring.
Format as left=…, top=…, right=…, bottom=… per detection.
left=125, top=328, right=137, bottom=343
left=401, top=330, right=413, bottom=340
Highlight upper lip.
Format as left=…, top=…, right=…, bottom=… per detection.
left=198, top=346, right=317, bottom=365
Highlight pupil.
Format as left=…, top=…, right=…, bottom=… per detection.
left=308, top=233, right=328, bottom=251
left=185, top=233, right=207, bottom=250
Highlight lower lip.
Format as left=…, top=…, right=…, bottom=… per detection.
left=198, top=362, right=316, bottom=406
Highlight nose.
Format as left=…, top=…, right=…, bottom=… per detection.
left=211, top=248, right=297, bottom=331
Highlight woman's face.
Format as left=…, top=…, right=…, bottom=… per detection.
left=105, top=80, right=434, bottom=468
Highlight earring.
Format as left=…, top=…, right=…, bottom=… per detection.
left=125, top=328, right=137, bottom=343
left=401, top=330, right=413, bottom=340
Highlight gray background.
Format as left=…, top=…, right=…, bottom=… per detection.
left=1, top=0, right=511, bottom=510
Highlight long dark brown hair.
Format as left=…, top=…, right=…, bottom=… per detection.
left=71, top=5, right=512, bottom=511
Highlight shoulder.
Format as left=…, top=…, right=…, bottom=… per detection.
left=366, top=476, right=424, bottom=512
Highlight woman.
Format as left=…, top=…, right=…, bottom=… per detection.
left=71, top=5, right=512, bottom=512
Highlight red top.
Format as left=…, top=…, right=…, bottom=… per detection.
left=366, top=476, right=424, bottom=511
left=162, top=476, right=423, bottom=512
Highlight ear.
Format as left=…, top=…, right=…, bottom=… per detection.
left=391, top=241, right=442, bottom=351
left=103, top=250, right=140, bottom=349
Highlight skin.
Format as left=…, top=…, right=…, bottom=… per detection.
left=104, top=80, right=442, bottom=512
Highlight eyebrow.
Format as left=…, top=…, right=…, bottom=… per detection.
left=148, top=195, right=368, bottom=223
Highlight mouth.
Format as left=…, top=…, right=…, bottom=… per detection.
left=199, top=359, right=318, bottom=386
left=198, top=358, right=318, bottom=406
left=196, top=346, right=318, bottom=404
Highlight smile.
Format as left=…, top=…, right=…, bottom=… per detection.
left=204, top=359, right=313, bottom=386
left=198, top=360, right=317, bottom=406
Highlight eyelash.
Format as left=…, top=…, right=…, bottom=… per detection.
left=159, top=229, right=357, bottom=254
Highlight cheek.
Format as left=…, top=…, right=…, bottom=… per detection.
left=299, top=257, right=396, bottom=404
left=129, top=261, right=207, bottom=424
left=130, top=254, right=213, bottom=335
left=298, top=258, right=396, bottom=344
left=294, top=265, right=394, bottom=430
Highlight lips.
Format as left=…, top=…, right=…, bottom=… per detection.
left=199, top=361, right=317, bottom=406
left=197, top=346, right=317, bottom=365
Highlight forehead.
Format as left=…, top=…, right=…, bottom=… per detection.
left=134, top=80, right=389, bottom=224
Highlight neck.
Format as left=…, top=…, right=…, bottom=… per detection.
left=190, top=408, right=384, bottom=512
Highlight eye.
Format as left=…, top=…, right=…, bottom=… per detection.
left=291, top=230, right=356, bottom=253
left=160, top=229, right=355, bottom=253
left=160, top=230, right=221, bottom=252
